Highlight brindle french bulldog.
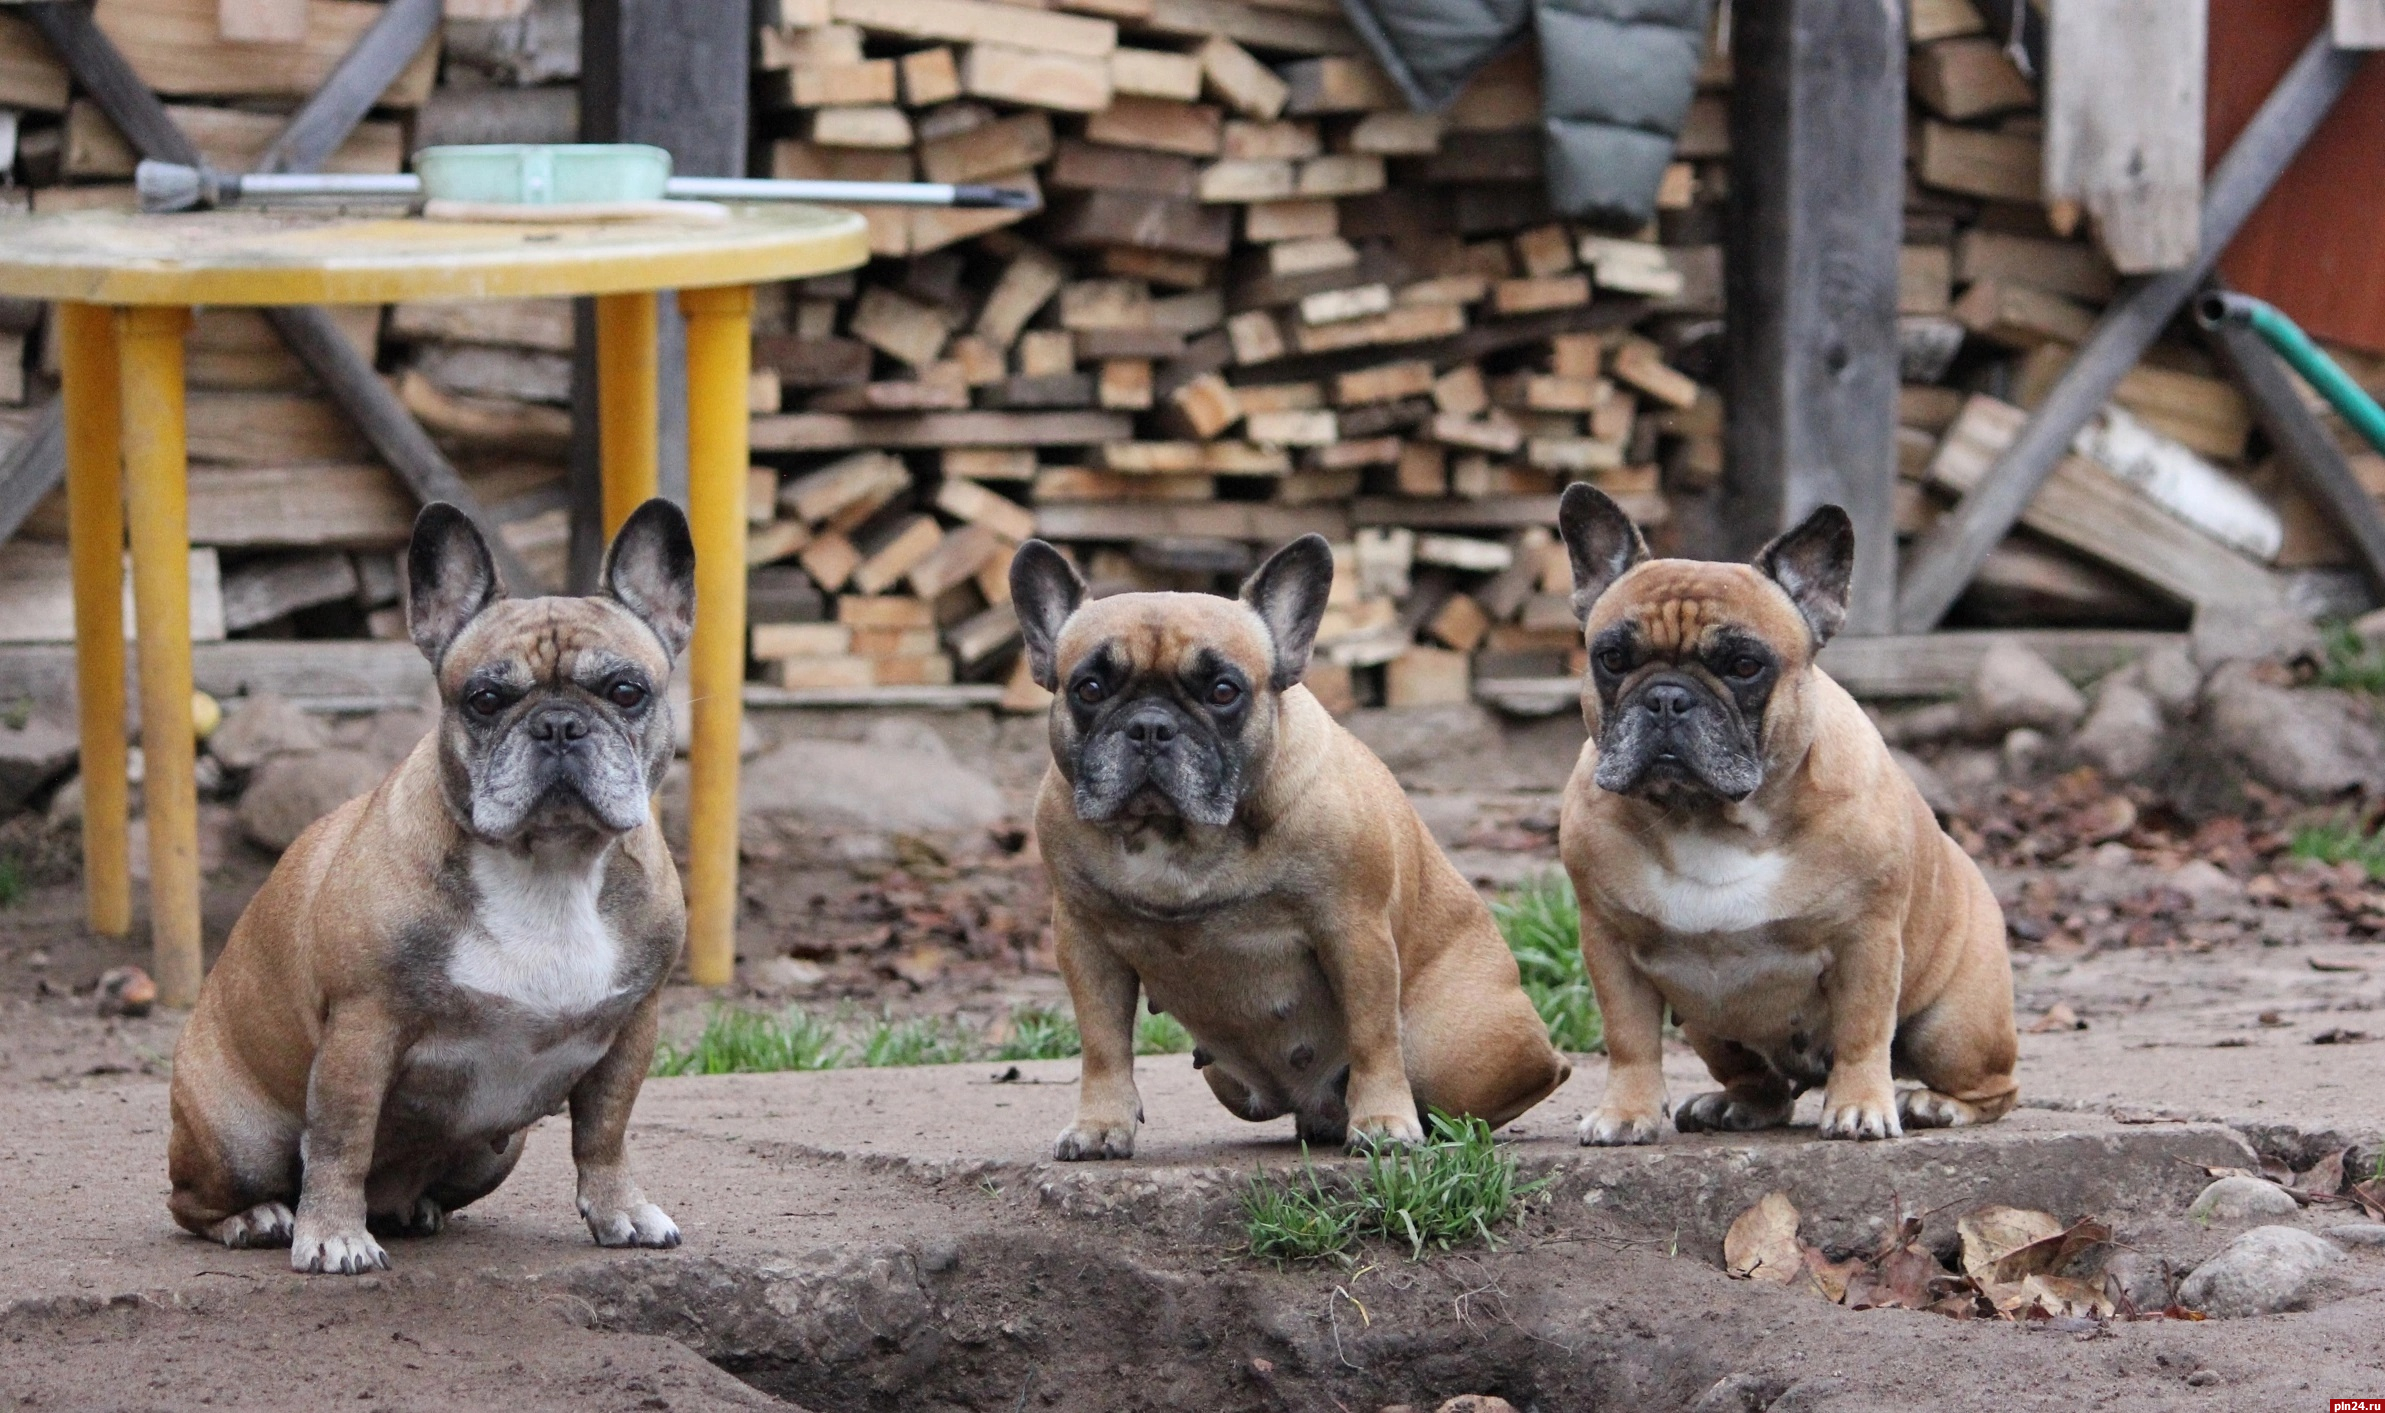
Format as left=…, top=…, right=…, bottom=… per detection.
left=1014, top=534, right=1570, bottom=1159
left=167, top=499, right=694, bottom=1272
left=1555, top=484, right=2018, bottom=1146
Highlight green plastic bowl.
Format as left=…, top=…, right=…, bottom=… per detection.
left=413, top=143, right=673, bottom=205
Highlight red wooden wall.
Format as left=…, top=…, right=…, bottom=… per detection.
left=2207, top=0, right=2385, bottom=353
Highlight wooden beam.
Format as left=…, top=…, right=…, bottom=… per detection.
left=23, top=2, right=202, bottom=166
left=1894, top=32, right=2362, bottom=633
left=0, top=406, right=64, bottom=548
left=751, top=410, right=1133, bottom=451
left=1725, top=0, right=1904, bottom=633
left=2203, top=307, right=2385, bottom=597
left=2044, top=0, right=2205, bottom=273
left=2338, top=0, right=2385, bottom=47
left=253, top=0, right=437, bottom=174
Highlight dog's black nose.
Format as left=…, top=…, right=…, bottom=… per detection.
left=1643, top=682, right=1697, bottom=718
left=527, top=705, right=590, bottom=746
left=1122, top=704, right=1179, bottom=750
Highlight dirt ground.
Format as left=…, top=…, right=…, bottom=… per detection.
left=4, top=704, right=2385, bottom=1411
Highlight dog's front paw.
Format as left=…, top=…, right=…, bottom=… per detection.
left=1053, top=1117, right=1137, bottom=1161
left=291, top=1222, right=390, bottom=1275
left=209, top=1201, right=294, bottom=1250
left=1674, top=1090, right=1794, bottom=1134
left=1579, top=1107, right=1666, bottom=1146
left=1347, top=1111, right=1426, bottom=1149
left=581, top=1200, right=681, bottom=1248
left=1818, top=1094, right=1903, bottom=1141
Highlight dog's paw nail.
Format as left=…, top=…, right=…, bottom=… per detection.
left=1347, top=1114, right=1426, bottom=1149
left=1819, top=1102, right=1902, bottom=1141
left=212, top=1201, right=295, bottom=1250
left=1897, top=1091, right=1968, bottom=1129
left=291, top=1228, right=389, bottom=1275
left=1053, top=1121, right=1135, bottom=1162
left=1578, top=1111, right=1663, bottom=1146
left=586, top=1202, right=681, bottom=1248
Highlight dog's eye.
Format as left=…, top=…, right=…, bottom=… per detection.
left=1729, top=656, right=1765, bottom=680
left=607, top=681, right=648, bottom=709
left=466, top=688, right=506, bottom=717
left=1075, top=678, right=1105, bottom=705
left=1597, top=649, right=1630, bottom=674
left=1208, top=679, right=1240, bottom=707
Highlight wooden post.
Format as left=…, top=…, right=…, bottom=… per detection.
left=2045, top=0, right=2206, bottom=273
left=2338, top=0, right=2385, bottom=47
left=571, top=0, right=751, bottom=580
left=60, top=304, right=129, bottom=939
left=2204, top=309, right=2385, bottom=597
left=1895, top=33, right=2362, bottom=632
left=1724, top=0, right=1904, bottom=634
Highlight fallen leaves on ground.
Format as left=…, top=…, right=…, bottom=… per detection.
left=2186, top=1147, right=2385, bottom=1219
left=1716, top=1193, right=2165, bottom=1323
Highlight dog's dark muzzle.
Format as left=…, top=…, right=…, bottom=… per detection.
left=1120, top=701, right=1182, bottom=755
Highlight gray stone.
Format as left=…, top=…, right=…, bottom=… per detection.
left=2069, top=680, right=2165, bottom=781
left=2188, top=1174, right=2300, bottom=1221
left=2167, top=859, right=2244, bottom=909
left=1877, top=700, right=1966, bottom=749
left=0, top=713, right=77, bottom=816
left=236, top=749, right=385, bottom=853
left=2324, top=1223, right=2385, bottom=1249
left=2096, top=1250, right=2177, bottom=1313
left=2001, top=727, right=2050, bottom=780
left=2138, top=643, right=2204, bottom=718
left=1890, top=748, right=1955, bottom=818
left=2191, top=601, right=2323, bottom=672
left=207, top=694, right=329, bottom=772
left=2200, top=662, right=2385, bottom=800
left=2178, top=1225, right=2347, bottom=1317
left=741, top=722, right=1008, bottom=833
left=1692, top=1374, right=1791, bottom=1413
left=1966, top=641, right=2086, bottom=736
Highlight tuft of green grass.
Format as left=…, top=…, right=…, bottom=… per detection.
left=2319, top=622, right=2385, bottom=694
left=1135, top=1004, right=1195, bottom=1055
left=652, top=1007, right=844, bottom=1076
left=1241, top=1112, right=1543, bottom=1264
left=995, top=1004, right=1082, bottom=1061
left=858, top=1014, right=974, bottom=1067
left=2290, top=815, right=2385, bottom=880
left=1492, top=873, right=1603, bottom=1053
left=0, top=854, right=25, bottom=909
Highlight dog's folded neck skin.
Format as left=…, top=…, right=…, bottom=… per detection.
left=1011, top=536, right=1333, bottom=845
left=1558, top=485, right=1856, bottom=826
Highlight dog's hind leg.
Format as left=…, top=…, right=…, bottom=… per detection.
left=1673, top=1029, right=1797, bottom=1133
left=167, top=1071, right=302, bottom=1247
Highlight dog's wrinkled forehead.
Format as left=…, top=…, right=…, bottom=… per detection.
left=1056, top=591, right=1275, bottom=683
left=438, top=597, right=671, bottom=692
left=1590, top=561, right=1812, bottom=660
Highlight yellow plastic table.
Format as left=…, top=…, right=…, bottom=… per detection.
left=0, top=205, right=869, bottom=1003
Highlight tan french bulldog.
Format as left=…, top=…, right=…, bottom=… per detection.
left=1013, top=534, right=1570, bottom=1159
left=1554, top=485, right=2017, bottom=1145
left=167, top=499, right=694, bottom=1272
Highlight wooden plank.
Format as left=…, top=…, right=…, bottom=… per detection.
left=829, top=0, right=1118, bottom=57
left=1351, top=496, right=1562, bottom=530
left=1913, top=120, right=2039, bottom=202
left=960, top=43, right=1111, bottom=112
left=1814, top=630, right=2183, bottom=699
left=1725, top=0, right=1903, bottom=633
left=1911, top=37, right=2032, bottom=120
left=66, top=100, right=401, bottom=178
left=1896, top=33, right=2361, bottom=631
left=88, top=0, right=437, bottom=104
left=220, top=0, right=309, bottom=43
left=2337, top=0, right=2385, bottom=47
left=2204, top=314, right=2385, bottom=595
left=2045, top=0, right=2206, bottom=273
left=1031, top=502, right=1348, bottom=540
left=255, top=0, right=440, bottom=173
left=751, top=410, right=1133, bottom=451
left=1046, top=189, right=1234, bottom=258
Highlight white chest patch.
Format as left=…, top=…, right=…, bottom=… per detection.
left=1638, top=833, right=1791, bottom=935
left=449, top=843, right=623, bottom=1014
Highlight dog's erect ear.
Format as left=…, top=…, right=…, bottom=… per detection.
left=1239, top=533, right=1335, bottom=690
left=407, top=502, right=505, bottom=666
left=1557, top=482, right=1649, bottom=626
left=602, top=498, right=697, bottom=660
left=1755, top=504, right=1856, bottom=648
left=1010, top=539, right=1086, bottom=690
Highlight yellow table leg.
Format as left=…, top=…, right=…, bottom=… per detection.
left=60, top=304, right=129, bottom=938
left=118, top=306, right=201, bottom=1007
left=678, top=285, right=753, bottom=988
left=595, top=290, right=660, bottom=538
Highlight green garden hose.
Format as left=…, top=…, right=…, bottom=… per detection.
left=2198, top=291, right=2385, bottom=455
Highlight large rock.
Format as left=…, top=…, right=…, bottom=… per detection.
left=1965, top=641, right=2086, bottom=736
left=207, top=694, right=329, bottom=772
left=2178, top=1225, right=2347, bottom=1317
left=236, top=749, right=385, bottom=852
left=2200, top=662, right=2385, bottom=799
left=2070, top=680, right=2165, bottom=781
left=2138, top=643, right=2204, bottom=718
left=740, top=721, right=1009, bottom=833
left=2191, top=602, right=2323, bottom=672
left=0, top=713, right=77, bottom=816
left=2187, top=1175, right=2300, bottom=1222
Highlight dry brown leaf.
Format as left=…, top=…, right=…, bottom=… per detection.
left=2026, top=1001, right=2086, bottom=1033
left=1847, top=1243, right=1945, bottom=1310
left=2016, top=1274, right=2114, bottom=1320
left=2350, top=1178, right=2385, bottom=1221
left=1957, top=1206, right=2062, bottom=1283
left=1797, top=1246, right=1865, bottom=1303
left=1988, top=1218, right=2113, bottom=1285
left=1723, top=1192, right=1803, bottom=1284
left=2292, top=1148, right=2350, bottom=1197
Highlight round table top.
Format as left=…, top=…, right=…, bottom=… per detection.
left=0, top=204, right=871, bottom=305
